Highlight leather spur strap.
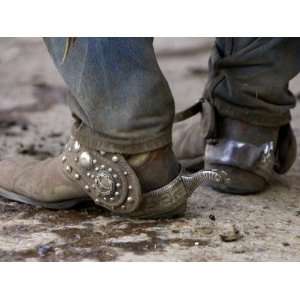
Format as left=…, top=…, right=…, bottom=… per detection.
left=174, top=98, right=217, bottom=140
left=61, top=137, right=142, bottom=214
left=174, top=99, right=203, bottom=123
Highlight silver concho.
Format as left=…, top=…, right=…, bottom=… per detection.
left=79, top=151, right=93, bottom=169
left=95, top=171, right=115, bottom=196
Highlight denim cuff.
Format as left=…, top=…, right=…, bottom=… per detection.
left=212, top=97, right=291, bottom=127
left=71, top=122, right=172, bottom=154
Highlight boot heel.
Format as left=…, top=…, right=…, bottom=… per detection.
left=205, top=164, right=267, bottom=195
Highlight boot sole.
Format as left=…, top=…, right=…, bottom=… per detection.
left=130, top=202, right=187, bottom=219
left=0, top=187, right=187, bottom=218
left=0, top=187, right=89, bottom=209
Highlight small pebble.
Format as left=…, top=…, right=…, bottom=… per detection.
left=220, top=224, right=242, bottom=242
left=232, top=245, right=248, bottom=254
left=209, top=214, right=216, bottom=221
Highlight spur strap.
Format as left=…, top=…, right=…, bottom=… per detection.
left=174, top=99, right=204, bottom=123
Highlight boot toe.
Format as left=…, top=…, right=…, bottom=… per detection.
left=0, top=158, right=36, bottom=190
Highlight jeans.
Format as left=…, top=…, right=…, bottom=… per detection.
left=44, top=37, right=300, bottom=153
left=44, top=38, right=174, bottom=154
left=205, top=38, right=300, bottom=127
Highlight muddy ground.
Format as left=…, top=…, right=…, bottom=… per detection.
left=0, top=38, right=299, bottom=261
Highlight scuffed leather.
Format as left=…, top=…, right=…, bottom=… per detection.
left=0, top=156, right=86, bottom=202
left=172, top=117, right=206, bottom=162
left=200, top=99, right=217, bottom=140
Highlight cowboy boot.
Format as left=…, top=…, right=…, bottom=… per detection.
left=172, top=119, right=205, bottom=172
left=0, top=120, right=230, bottom=218
left=172, top=100, right=209, bottom=172
left=173, top=99, right=297, bottom=194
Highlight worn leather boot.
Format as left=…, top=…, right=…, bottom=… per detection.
left=173, top=119, right=205, bottom=172
left=173, top=99, right=297, bottom=194
left=0, top=121, right=229, bottom=218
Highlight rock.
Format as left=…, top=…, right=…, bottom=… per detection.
left=219, top=224, right=242, bottom=242
left=232, top=245, right=248, bottom=254
left=209, top=214, right=216, bottom=221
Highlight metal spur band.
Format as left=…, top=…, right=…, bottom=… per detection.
left=61, top=138, right=231, bottom=215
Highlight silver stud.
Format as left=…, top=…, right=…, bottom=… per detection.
left=91, top=174, right=95, bottom=179
left=103, top=197, right=107, bottom=201
left=79, top=152, right=93, bottom=169
left=74, top=141, right=81, bottom=152
left=128, top=185, right=132, bottom=190
left=74, top=157, right=79, bottom=162
left=116, top=183, right=121, bottom=188
left=113, top=174, right=118, bottom=179
left=93, top=159, right=97, bottom=165
left=68, top=147, right=72, bottom=152
left=62, top=156, right=67, bottom=163
left=95, top=167, right=99, bottom=171
left=95, top=198, right=101, bottom=204
left=112, top=155, right=119, bottom=163
left=124, top=171, right=128, bottom=176
left=74, top=173, right=80, bottom=180
left=86, top=172, right=91, bottom=177
left=121, top=205, right=126, bottom=210
left=114, top=191, right=120, bottom=196
left=99, top=165, right=105, bottom=170
left=66, top=165, right=72, bottom=173
left=84, top=185, right=90, bottom=191
left=110, top=197, right=114, bottom=201
left=108, top=168, right=112, bottom=172
left=100, top=151, right=106, bottom=156
left=127, top=196, right=133, bottom=202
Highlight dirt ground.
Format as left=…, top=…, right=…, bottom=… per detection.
left=0, top=37, right=299, bottom=261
